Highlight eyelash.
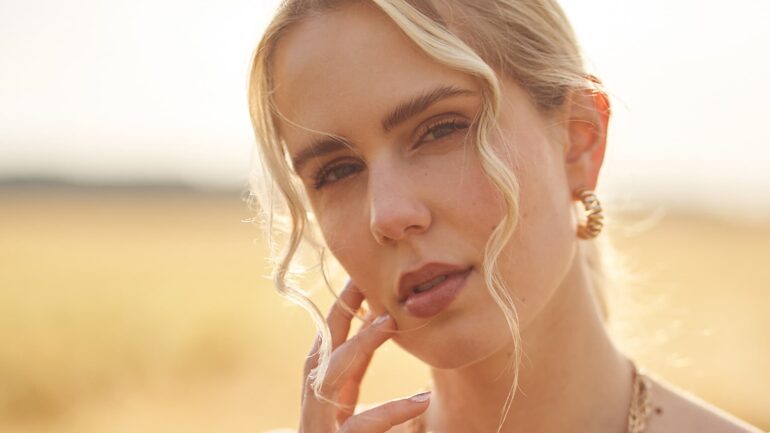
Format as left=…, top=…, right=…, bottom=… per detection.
left=311, top=118, right=470, bottom=190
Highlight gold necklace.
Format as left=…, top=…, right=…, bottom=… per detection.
left=407, top=362, right=653, bottom=433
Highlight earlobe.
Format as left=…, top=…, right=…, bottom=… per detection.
left=564, top=88, right=610, bottom=194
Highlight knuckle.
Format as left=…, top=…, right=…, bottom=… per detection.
left=303, top=354, right=318, bottom=378
left=304, top=370, right=315, bottom=390
left=304, top=365, right=336, bottom=398
left=304, top=345, right=319, bottom=362
left=302, top=374, right=334, bottom=405
left=303, top=336, right=322, bottom=372
left=304, top=349, right=318, bottom=367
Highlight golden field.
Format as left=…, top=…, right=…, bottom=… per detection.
left=1, top=185, right=768, bottom=432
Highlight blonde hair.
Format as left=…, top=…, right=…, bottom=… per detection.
left=248, top=1, right=609, bottom=431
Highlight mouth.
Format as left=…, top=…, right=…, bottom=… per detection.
left=398, top=265, right=473, bottom=318
left=397, top=262, right=473, bottom=303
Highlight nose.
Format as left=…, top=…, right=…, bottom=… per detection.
left=368, top=163, right=431, bottom=245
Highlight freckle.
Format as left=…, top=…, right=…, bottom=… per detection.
left=654, top=407, right=663, bottom=415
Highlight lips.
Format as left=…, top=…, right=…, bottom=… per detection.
left=397, top=262, right=473, bottom=303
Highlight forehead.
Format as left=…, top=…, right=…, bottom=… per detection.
left=271, top=3, right=478, bottom=145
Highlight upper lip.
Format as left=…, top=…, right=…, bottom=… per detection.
left=397, top=262, right=472, bottom=302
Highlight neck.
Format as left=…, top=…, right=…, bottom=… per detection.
left=425, top=249, right=634, bottom=433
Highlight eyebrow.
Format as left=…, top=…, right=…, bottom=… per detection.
left=291, top=136, right=352, bottom=174
left=382, top=85, right=474, bottom=132
left=290, top=85, right=475, bottom=174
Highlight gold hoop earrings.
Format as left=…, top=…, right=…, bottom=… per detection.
left=575, top=187, right=604, bottom=239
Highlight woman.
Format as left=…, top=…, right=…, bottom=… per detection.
left=248, top=1, right=764, bottom=432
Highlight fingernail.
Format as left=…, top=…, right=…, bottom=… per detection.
left=373, top=313, right=390, bottom=326
left=409, top=391, right=431, bottom=403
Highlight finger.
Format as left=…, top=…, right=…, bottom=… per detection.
left=302, top=281, right=363, bottom=380
left=302, top=285, right=395, bottom=426
left=336, top=381, right=361, bottom=426
left=302, top=314, right=376, bottom=390
left=336, top=313, right=379, bottom=425
left=338, top=392, right=431, bottom=433
left=321, top=313, right=395, bottom=396
left=327, top=280, right=366, bottom=350
left=301, top=312, right=394, bottom=429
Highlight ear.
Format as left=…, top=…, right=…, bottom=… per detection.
left=562, top=88, right=610, bottom=196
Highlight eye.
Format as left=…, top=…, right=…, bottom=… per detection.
left=415, top=118, right=470, bottom=148
left=312, top=158, right=363, bottom=190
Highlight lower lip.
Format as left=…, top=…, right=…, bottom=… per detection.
left=402, top=268, right=472, bottom=318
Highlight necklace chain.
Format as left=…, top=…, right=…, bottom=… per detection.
left=628, top=362, right=654, bottom=433
left=407, top=362, right=653, bottom=433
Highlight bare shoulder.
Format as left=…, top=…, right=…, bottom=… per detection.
left=645, top=375, right=764, bottom=433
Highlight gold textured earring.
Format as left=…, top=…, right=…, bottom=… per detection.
left=575, top=187, right=604, bottom=239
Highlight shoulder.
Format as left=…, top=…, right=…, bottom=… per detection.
left=645, top=375, right=764, bottom=433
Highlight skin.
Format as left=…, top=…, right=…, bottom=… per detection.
left=269, top=3, right=764, bottom=433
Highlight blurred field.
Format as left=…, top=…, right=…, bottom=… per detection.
left=1, top=185, right=768, bottom=432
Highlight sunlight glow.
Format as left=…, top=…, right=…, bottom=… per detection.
left=1, top=0, right=768, bottom=216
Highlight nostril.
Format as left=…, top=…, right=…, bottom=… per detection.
left=369, top=204, right=431, bottom=244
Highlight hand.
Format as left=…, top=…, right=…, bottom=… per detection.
left=298, top=280, right=431, bottom=433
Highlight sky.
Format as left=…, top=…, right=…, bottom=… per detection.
left=1, top=0, right=769, bottom=218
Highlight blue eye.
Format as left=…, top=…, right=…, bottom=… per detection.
left=313, top=160, right=363, bottom=190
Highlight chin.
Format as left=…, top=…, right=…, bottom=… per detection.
left=394, top=310, right=512, bottom=370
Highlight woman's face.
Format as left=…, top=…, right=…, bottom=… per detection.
left=272, top=4, right=582, bottom=368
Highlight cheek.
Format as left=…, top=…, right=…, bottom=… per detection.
left=496, top=135, right=576, bottom=328
left=442, top=146, right=508, bottom=253
left=315, top=204, right=389, bottom=308
left=311, top=179, right=369, bottom=257
left=318, top=212, right=369, bottom=267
